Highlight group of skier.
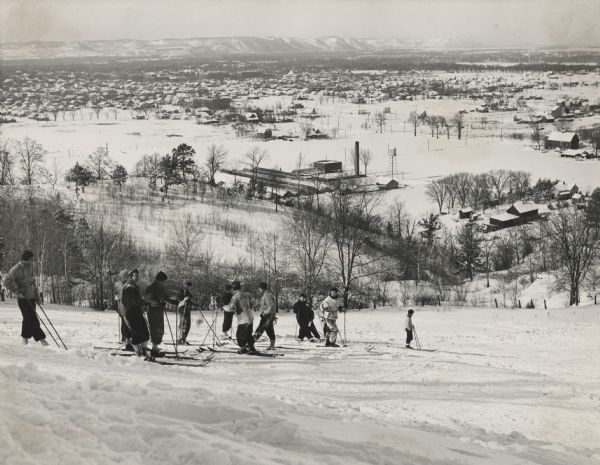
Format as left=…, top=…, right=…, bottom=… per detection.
left=2, top=250, right=420, bottom=356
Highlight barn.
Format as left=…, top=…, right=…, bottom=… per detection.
left=489, top=213, right=520, bottom=230
left=545, top=131, right=579, bottom=150
left=506, top=204, right=539, bottom=222
left=313, top=160, right=342, bottom=173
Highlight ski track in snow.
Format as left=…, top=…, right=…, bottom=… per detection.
left=1, top=301, right=599, bottom=465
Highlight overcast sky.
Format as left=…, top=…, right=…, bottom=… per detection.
left=1, top=0, right=599, bottom=48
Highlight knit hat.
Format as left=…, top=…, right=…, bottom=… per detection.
left=155, top=271, right=168, bottom=282
left=408, top=309, right=414, bottom=315
left=129, top=268, right=139, bottom=277
left=258, top=282, right=268, bottom=290
left=21, top=250, right=34, bottom=261
left=299, top=293, right=306, bottom=298
left=232, top=280, right=241, bottom=290
left=330, top=287, right=339, bottom=293
left=118, top=269, right=130, bottom=282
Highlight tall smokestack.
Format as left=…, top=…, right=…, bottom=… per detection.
left=355, top=140, right=360, bottom=176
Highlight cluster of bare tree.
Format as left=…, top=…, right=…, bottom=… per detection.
left=407, top=111, right=465, bottom=139
left=426, top=169, right=533, bottom=213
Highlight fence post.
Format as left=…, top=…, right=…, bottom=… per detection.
left=518, top=300, right=522, bottom=308
left=494, top=298, right=498, bottom=308
left=544, top=299, right=547, bottom=309
left=595, top=295, right=597, bottom=305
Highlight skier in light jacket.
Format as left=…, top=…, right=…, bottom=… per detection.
left=229, top=280, right=256, bottom=353
left=320, top=287, right=344, bottom=347
left=253, top=282, right=277, bottom=350
left=2, top=250, right=48, bottom=346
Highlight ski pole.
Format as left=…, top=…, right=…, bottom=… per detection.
left=343, top=310, right=347, bottom=346
left=163, top=306, right=177, bottom=358
left=36, top=309, right=61, bottom=348
left=37, top=304, right=68, bottom=350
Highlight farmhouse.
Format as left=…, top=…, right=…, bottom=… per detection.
left=554, top=182, right=579, bottom=200
left=545, top=131, right=579, bottom=150
left=489, top=213, right=520, bottom=230
left=506, top=204, right=539, bottom=222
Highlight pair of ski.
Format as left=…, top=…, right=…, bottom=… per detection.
left=95, top=346, right=215, bottom=367
left=196, top=346, right=284, bottom=358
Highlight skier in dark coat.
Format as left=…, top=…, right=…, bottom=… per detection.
left=221, top=284, right=234, bottom=339
left=144, top=271, right=169, bottom=357
left=405, top=309, right=415, bottom=349
left=293, top=293, right=312, bottom=341
left=2, top=250, right=48, bottom=346
left=115, top=269, right=133, bottom=351
left=176, top=280, right=194, bottom=344
left=121, top=268, right=150, bottom=357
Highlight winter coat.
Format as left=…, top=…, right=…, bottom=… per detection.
left=2, top=261, right=40, bottom=301
left=259, top=291, right=276, bottom=318
left=177, top=287, right=193, bottom=309
left=319, top=295, right=343, bottom=321
left=144, top=281, right=166, bottom=308
left=121, top=280, right=145, bottom=311
left=114, top=280, right=126, bottom=318
left=222, top=291, right=233, bottom=312
left=405, top=315, right=414, bottom=331
left=230, top=290, right=253, bottom=325
left=293, top=300, right=313, bottom=322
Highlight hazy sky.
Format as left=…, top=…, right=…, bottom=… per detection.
left=1, top=0, right=599, bottom=47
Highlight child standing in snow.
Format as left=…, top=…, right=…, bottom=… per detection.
left=405, top=309, right=415, bottom=348
left=319, top=287, right=344, bottom=347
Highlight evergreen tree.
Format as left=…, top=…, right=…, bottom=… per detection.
left=65, top=162, right=95, bottom=192
left=111, top=165, right=128, bottom=191
left=455, top=224, right=482, bottom=281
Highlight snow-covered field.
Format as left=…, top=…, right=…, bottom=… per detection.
left=1, top=300, right=599, bottom=465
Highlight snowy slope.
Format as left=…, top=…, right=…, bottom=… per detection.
left=1, top=301, right=599, bottom=465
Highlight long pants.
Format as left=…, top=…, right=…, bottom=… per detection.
left=254, top=315, right=275, bottom=342
left=125, top=307, right=149, bottom=345
left=406, top=329, right=413, bottom=346
left=236, top=323, right=255, bottom=350
left=178, top=305, right=191, bottom=341
left=297, top=319, right=311, bottom=340
left=324, top=318, right=339, bottom=344
left=309, top=321, right=320, bottom=339
left=147, top=306, right=164, bottom=346
left=117, top=306, right=131, bottom=341
left=222, top=311, right=234, bottom=333
left=17, top=298, right=46, bottom=341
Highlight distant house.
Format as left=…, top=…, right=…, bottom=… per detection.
left=458, top=208, right=473, bottom=219
left=244, top=112, right=259, bottom=123
left=554, top=182, right=579, bottom=200
left=506, top=204, right=539, bottom=222
left=561, top=148, right=592, bottom=158
left=545, top=131, right=579, bottom=150
left=375, top=178, right=399, bottom=190
left=313, top=160, right=342, bottom=173
left=489, top=213, right=520, bottom=230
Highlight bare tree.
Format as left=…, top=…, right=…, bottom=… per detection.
left=529, top=114, right=543, bottom=149
left=488, top=169, right=510, bottom=205
left=204, top=144, right=228, bottom=186
left=298, top=121, right=313, bottom=140
left=245, top=146, right=268, bottom=191
left=438, top=115, right=450, bottom=139
left=554, top=119, right=572, bottom=132
left=451, top=112, right=465, bottom=140
left=359, top=148, right=372, bottom=175
left=328, top=183, right=382, bottom=307
left=407, top=111, right=420, bottom=136
left=16, top=136, right=46, bottom=185
left=285, top=210, right=333, bottom=305
left=88, top=145, right=112, bottom=181
left=135, top=153, right=162, bottom=189
left=47, top=156, right=62, bottom=190
left=543, top=208, right=600, bottom=305
left=169, top=212, right=203, bottom=272
left=426, top=179, right=448, bottom=214
left=375, top=112, right=386, bottom=133
left=0, top=139, right=15, bottom=185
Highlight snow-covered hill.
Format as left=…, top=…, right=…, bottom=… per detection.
left=1, top=302, right=598, bottom=464
left=0, top=36, right=482, bottom=60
